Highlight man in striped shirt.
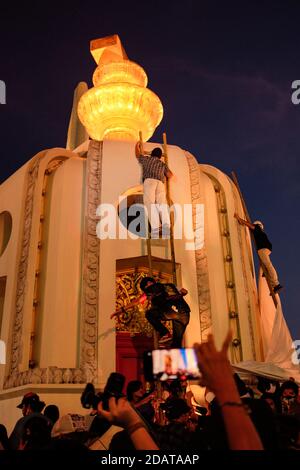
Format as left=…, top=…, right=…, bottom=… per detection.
left=135, top=142, right=173, bottom=237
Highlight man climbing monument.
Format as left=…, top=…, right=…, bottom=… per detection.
left=111, top=277, right=190, bottom=348
left=135, top=142, right=173, bottom=238
left=234, top=213, right=283, bottom=293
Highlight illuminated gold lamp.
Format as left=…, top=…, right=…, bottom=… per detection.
left=77, top=35, right=163, bottom=141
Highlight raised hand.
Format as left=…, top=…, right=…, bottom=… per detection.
left=194, top=331, right=263, bottom=450
left=110, top=308, right=123, bottom=320
left=98, top=397, right=141, bottom=428
left=98, top=397, right=159, bottom=450
left=193, top=330, right=233, bottom=397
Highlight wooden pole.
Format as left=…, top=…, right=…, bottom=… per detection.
left=139, top=131, right=159, bottom=353
left=138, top=131, right=144, bottom=155
left=163, top=132, right=177, bottom=285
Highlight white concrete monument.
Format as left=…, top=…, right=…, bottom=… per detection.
left=0, top=35, right=266, bottom=431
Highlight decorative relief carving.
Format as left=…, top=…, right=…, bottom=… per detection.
left=185, top=152, right=212, bottom=340
left=116, top=271, right=153, bottom=336
left=10, top=155, right=42, bottom=377
left=4, top=147, right=99, bottom=389
left=231, top=183, right=256, bottom=359
left=115, top=270, right=172, bottom=337
left=47, top=367, right=86, bottom=384
left=79, top=140, right=103, bottom=383
left=4, top=366, right=87, bottom=386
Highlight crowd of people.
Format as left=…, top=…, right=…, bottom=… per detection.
left=0, top=332, right=299, bottom=451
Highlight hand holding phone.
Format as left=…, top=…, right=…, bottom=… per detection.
left=144, top=348, right=201, bottom=382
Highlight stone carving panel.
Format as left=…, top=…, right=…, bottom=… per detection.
left=79, top=140, right=103, bottom=382
left=185, top=152, right=212, bottom=340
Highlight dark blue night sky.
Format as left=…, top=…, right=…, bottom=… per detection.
left=0, top=1, right=299, bottom=338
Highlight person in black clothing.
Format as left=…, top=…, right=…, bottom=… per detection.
left=43, top=405, right=60, bottom=429
left=9, top=392, right=50, bottom=450
left=111, top=277, right=190, bottom=347
left=0, top=424, right=9, bottom=450
left=234, top=214, right=282, bottom=293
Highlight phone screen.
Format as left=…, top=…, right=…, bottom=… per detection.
left=144, top=348, right=201, bottom=381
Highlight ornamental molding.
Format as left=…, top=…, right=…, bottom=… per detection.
left=4, top=147, right=99, bottom=389
left=185, top=152, right=212, bottom=341
left=79, top=139, right=102, bottom=382
left=231, top=182, right=257, bottom=359
left=9, top=153, right=45, bottom=377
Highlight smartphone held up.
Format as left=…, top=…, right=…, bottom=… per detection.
left=144, top=348, right=201, bottom=382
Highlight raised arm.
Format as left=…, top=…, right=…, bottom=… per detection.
left=110, top=294, right=147, bottom=319
left=98, top=397, right=158, bottom=450
left=234, top=213, right=255, bottom=230
left=194, top=331, right=263, bottom=450
left=164, top=163, right=173, bottom=179
left=135, top=141, right=143, bottom=158
left=164, top=283, right=188, bottom=299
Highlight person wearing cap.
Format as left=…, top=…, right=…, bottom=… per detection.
left=16, top=392, right=46, bottom=416
left=9, top=392, right=49, bottom=449
left=111, top=277, right=190, bottom=347
left=234, top=213, right=283, bottom=293
left=135, top=142, right=173, bottom=238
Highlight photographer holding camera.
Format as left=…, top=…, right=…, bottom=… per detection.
left=81, top=373, right=158, bottom=450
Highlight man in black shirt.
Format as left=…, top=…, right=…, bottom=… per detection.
left=234, top=214, right=282, bottom=293
left=9, top=392, right=50, bottom=449
left=111, top=277, right=190, bottom=347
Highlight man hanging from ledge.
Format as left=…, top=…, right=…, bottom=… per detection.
left=234, top=213, right=283, bottom=294
left=111, top=277, right=190, bottom=348
left=135, top=142, right=173, bottom=238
